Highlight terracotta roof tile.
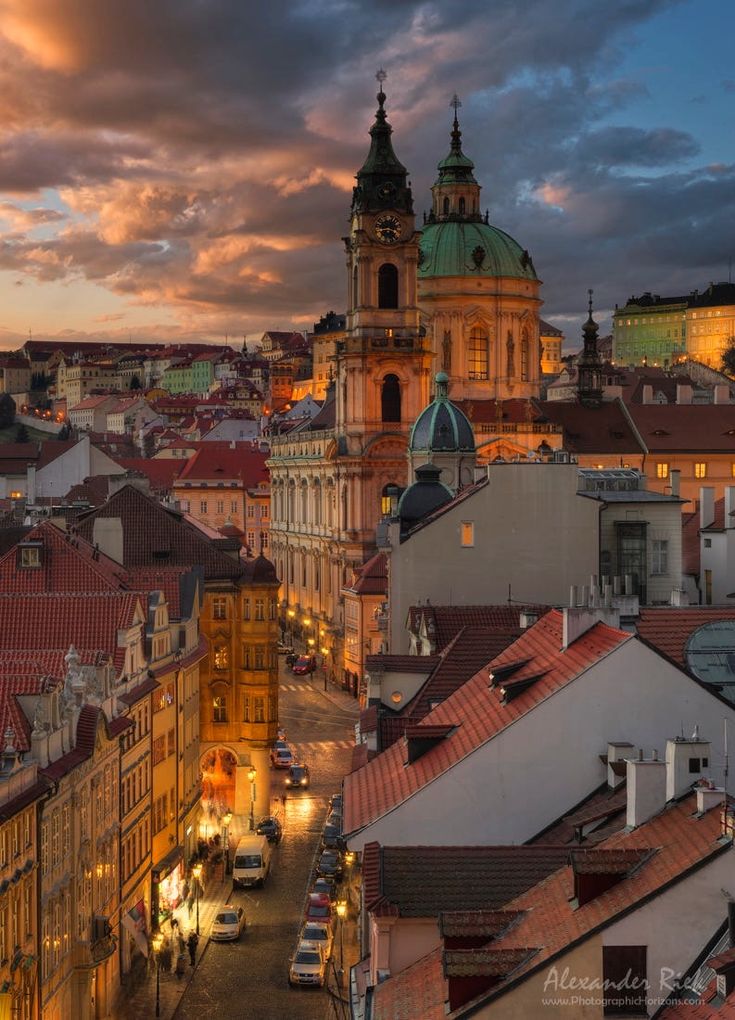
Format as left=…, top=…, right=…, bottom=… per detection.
left=627, top=405, right=735, bottom=452
left=344, top=611, right=630, bottom=836
left=535, top=399, right=643, bottom=454
left=175, top=446, right=268, bottom=486
left=407, top=604, right=548, bottom=653
left=346, top=551, right=387, bottom=595
left=636, top=608, right=735, bottom=670
left=0, top=520, right=127, bottom=592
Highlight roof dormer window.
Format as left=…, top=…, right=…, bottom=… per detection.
left=17, top=543, right=42, bottom=569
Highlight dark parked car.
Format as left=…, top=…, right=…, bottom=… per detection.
left=285, top=652, right=298, bottom=668
left=321, top=823, right=344, bottom=851
left=329, top=793, right=342, bottom=813
left=292, top=655, right=316, bottom=676
left=255, top=816, right=283, bottom=843
left=317, top=849, right=344, bottom=880
left=325, top=810, right=342, bottom=832
left=312, top=876, right=335, bottom=899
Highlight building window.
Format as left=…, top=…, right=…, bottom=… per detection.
left=213, top=696, right=227, bottom=723
left=254, top=647, right=265, bottom=669
left=213, top=645, right=228, bottom=670
left=243, top=697, right=250, bottom=722
left=212, top=597, right=227, bottom=620
left=704, top=538, right=712, bottom=548
left=651, top=539, right=668, bottom=575
left=255, top=598, right=265, bottom=621
left=19, top=545, right=41, bottom=568
left=253, top=697, right=265, bottom=722
left=656, top=463, right=669, bottom=479
left=381, top=374, right=401, bottom=423
left=153, top=735, right=166, bottom=765
left=247, top=505, right=255, bottom=518
left=167, top=727, right=175, bottom=757
left=695, top=462, right=707, bottom=478
left=602, top=946, right=647, bottom=1016
left=377, top=263, right=398, bottom=309
left=461, top=522, right=474, bottom=547
left=199, top=500, right=207, bottom=514
left=468, top=327, right=489, bottom=380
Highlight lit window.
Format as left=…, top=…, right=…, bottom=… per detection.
left=461, top=522, right=474, bottom=547
left=656, top=463, right=669, bottom=479
left=19, top=545, right=41, bottom=568
left=212, top=597, right=227, bottom=620
left=213, top=646, right=228, bottom=670
left=468, top=328, right=489, bottom=381
left=695, top=463, right=707, bottom=479
left=213, top=697, right=227, bottom=723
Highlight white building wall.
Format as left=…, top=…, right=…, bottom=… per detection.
left=598, top=500, right=683, bottom=605
left=33, top=436, right=125, bottom=499
left=347, top=637, right=735, bottom=851
left=701, top=530, right=735, bottom=604
left=389, top=464, right=601, bottom=654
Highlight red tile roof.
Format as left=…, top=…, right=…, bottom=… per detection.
left=175, top=446, right=268, bottom=486
left=372, top=796, right=730, bottom=1019
left=345, top=551, right=387, bottom=596
left=636, top=608, right=735, bottom=670
left=0, top=520, right=128, bottom=593
left=535, top=399, right=644, bottom=454
left=627, top=404, right=735, bottom=452
left=660, top=986, right=735, bottom=1018
left=344, top=611, right=630, bottom=836
left=407, top=604, right=546, bottom=653
left=116, top=457, right=184, bottom=492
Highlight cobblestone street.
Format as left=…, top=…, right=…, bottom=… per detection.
left=166, top=665, right=359, bottom=1020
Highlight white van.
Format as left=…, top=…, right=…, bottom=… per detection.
left=232, top=834, right=272, bottom=888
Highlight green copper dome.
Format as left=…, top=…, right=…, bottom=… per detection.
left=419, top=220, right=538, bottom=280
left=410, top=372, right=475, bottom=452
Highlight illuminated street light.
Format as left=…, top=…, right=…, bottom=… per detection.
left=192, top=863, right=203, bottom=935
left=336, top=900, right=347, bottom=988
left=152, top=931, right=164, bottom=1017
left=248, top=767, right=257, bottom=830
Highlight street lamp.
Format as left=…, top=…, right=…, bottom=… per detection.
left=192, top=863, right=203, bottom=936
left=248, top=767, right=257, bottom=831
left=336, top=899, right=347, bottom=988
left=222, top=809, right=232, bottom=874
left=152, top=931, right=163, bottom=1017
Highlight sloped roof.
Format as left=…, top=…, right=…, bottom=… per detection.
left=344, top=610, right=630, bottom=836
left=371, top=795, right=728, bottom=1019
left=627, top=404, right=735, bottom=452
left=69, top=394, right=118, bottom=411
left=636, top=608, right=735, bottom=670
left=36, top=440, right=82, bottom=470
left=175, top=445, right=268, bottom=486
left=0, top=520, right=128, bottom=592
left=75, top=484, right=243, bottom=579
left=535, top=399, right=643, bottom=454
left=407, top=605, right=547, bottom=653
left=345, top=551, right=387, bottom=595
left=454, top=398, right=542, bottom=426
left=116, top=457, right=184, bottom=491
left=362, top=843, right=571, bottom=918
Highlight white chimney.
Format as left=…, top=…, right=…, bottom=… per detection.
left=607, top=741, right=634, bottom=788
left=670, top=469, right=680, bottom=498
left=26, top=464, right=36, bottom=505
left=642, top=384, right=654, bottom=404
left=92, top=517, right=124, bottom=565
left=676, top=383, right=693, bottom=405
left=666, top=733, right=711, bottom=802
left=700, top=487, right=715, bottom=529
left=714, top=383, right=730, bottom=405
left=562, top=606, right=620, bottom=649
left=626, top=754, right=667, bottom=827
left=670, top=588, right=689, bottom=607
left=695, top=780, right=725, bottom=815
left=725, top=486, right=735, bottom=530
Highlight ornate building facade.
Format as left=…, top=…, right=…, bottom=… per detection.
left=268, top=84, right=543, bottom=678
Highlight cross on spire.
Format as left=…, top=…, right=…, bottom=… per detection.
left=587, top=288, right=594, bottom=318
left=376, top=68, right=387, bottom=87
left=450, top=94, right=462, bottom=115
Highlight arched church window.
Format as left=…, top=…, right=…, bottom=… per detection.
left=520, top=329, right=529, bottom=381
left=468, top=327, right=489, bottom=381
left=353, top=264, right=358, bottom=308
left=381, top=374, right=401, bottom=422
left=287, top=482, right=295, bottom=524
left=443, top=197, right=450, bottom=216
left=378, top=264, right=398, bottom=309
left=458, top=196, right=466, bottom=215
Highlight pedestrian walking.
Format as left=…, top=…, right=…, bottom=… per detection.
left=170, top=916, right=178, bottom=938
left=187, top=930, right=199, bottom=966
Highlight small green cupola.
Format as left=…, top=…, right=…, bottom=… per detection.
left=352, top=70, right=413, bottom=216
left=429, top=96, right=482, bottom=224
left=408, top=371, right=477, bottom=492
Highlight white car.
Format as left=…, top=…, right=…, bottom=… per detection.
left=289, top=939, right=327, bottom=987
left=210, top=905, right=246, bottom=941
left=300, top=921, right=333, bottom=960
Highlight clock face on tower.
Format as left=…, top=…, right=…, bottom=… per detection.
left=374, top=214, right=401, bottom=244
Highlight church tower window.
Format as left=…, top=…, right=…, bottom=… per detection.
left=468, top=327, right=489, bottom=380
left=458, top=196, right=465, bottom=215
left=443, top=197, right=450, bottom=216
left=381, top=374, right=401, bottom=422
left=378, top=263, right=398, bottom=308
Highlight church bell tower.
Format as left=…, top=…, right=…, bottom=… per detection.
left=338, top=71, right=431, bottom=441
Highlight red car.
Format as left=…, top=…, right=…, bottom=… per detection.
left=304, top=892, right=333, bottom=926
left=292, top=655, right=316, bottom=675
left=270, top=747, right=294, bottom=769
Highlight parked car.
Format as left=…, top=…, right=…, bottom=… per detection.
left=329, top=793, right=342, bottom=814
left=285, top=652, right=298, bottom=668
left=270, top=746, right=295, bottom=769
left=288, top=940, right=327, bottom=987
left=278, top=641, right=294, bottom=655
left=304, top=892, right=333, bottom=925
left=210, top=905, right=246, bottom=941
left=285, top=764, right=310, bottom=789
left=277, top=726, right=287, bottom=741
left=292, top=655, right=316, bottom=675
left=300, top=921, right=333, bottom=960
left=312, top=876, right=335, bottom=899
left=317, top=849, right=344, bottom=880
left=325, top=809, right=342, bottom=832
left=321, top=822, right=344, bottom=851
left=255, top=816, right=283, bottom=843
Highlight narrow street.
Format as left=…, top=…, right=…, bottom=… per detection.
left=173, top=662, right=358, bottom=1020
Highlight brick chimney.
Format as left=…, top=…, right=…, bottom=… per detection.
left=92, top=517, right=124, bottom=565
left=676, top=383, right=693, bottom=404
left=714, top=383, right=730, bottom=405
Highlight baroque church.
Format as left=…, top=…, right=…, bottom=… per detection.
left=267, top=79, right=542, bottom=677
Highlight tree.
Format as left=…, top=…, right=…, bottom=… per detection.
left=721, top=337, right=735, bottom=377
left=15, top=423, right=29, bottom=442
left=0, top=393, right=15, bottom=429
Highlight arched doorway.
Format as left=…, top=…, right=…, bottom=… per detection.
left=200, top=746, right=237, bottom=829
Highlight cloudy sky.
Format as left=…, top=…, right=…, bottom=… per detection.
left=0, top=0, right=733, bottom=350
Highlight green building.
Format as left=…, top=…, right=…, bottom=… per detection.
left=612, top=292, right=688, bottom=367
